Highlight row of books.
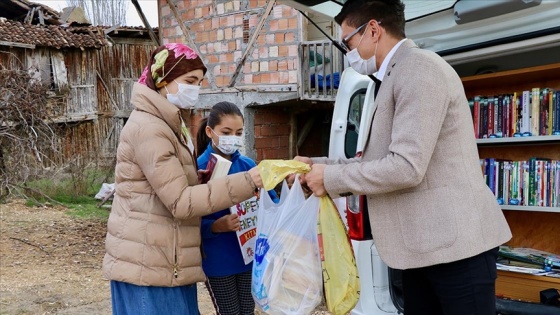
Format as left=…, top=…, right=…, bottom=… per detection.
left=480, top=158, right=560, bottom=207
left=469, top=88, right=560, bottom=139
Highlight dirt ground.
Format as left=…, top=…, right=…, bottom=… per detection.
left=0, top=200, right=330, bottom=315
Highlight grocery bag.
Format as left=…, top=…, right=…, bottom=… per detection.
left=318, top=197, right=360, bottom=315
left=252, top=172, right=322, bottom=315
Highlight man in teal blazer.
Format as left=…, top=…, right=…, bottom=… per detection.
left=299, top=1, right=512, bottom=314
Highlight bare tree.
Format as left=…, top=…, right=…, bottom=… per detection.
left=0, top=52, right=61, bottom=200
left=66, top=0, right=128, bottom=26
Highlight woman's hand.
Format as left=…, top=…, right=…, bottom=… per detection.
left=212, top=214, right=240, bottom=233
left=197, top=169, right=210, bottom=184
left=294, top=155, right=313, bottom=166
left=248, top=166, right=263, bottom=189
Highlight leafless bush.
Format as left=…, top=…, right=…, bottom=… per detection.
left=0, top=53, right=61, bottom=200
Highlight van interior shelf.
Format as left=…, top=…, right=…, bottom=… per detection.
left=500, top=205, right=560, bottom=213
left=476, top=135, right=560, bottom=146
left=462, top=63, right=560, bottom=92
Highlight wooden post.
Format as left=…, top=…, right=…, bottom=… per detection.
left=131, top=0, right=160, bottom=46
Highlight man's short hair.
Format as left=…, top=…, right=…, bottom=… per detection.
left=335, top=0, right=406, bottom=39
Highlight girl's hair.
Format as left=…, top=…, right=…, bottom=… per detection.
left=196, top=101, right=243, bottom=157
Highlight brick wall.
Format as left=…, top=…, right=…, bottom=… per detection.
left=159, top=0, right=300, bottom=89
left=253, top=107, right=291, bottom=160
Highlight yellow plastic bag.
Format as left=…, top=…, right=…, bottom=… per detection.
left=257, top=160, right=310, bottom=190
left=318, top=197, right=360, bottom=315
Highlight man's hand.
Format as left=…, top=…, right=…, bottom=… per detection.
left=212, top=214, right=240, bottom=233
left=306, top=164, right=327, bottom=197
left=294, top=155, right=313, bottom=166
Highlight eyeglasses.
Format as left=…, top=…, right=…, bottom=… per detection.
left=338, top=20, right=382, bottom=52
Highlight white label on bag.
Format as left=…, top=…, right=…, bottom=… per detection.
left=230, top=195, right=259, bottom=264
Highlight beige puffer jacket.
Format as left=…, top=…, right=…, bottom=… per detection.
left=102, top=83, right=257, bottom=287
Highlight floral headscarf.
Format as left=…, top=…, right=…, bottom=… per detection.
left=138, top=43, right=207, bottom=90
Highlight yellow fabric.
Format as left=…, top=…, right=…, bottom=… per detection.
left=318, top=197, right=360, bottom=315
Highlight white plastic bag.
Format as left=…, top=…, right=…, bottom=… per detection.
left=252, top=177, right=323, bottom=315
left=94, top=183, right=115, bottom=200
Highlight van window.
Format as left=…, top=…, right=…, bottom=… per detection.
left=345, top=88, right=367, bottom=158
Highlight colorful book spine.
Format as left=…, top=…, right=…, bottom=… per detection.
left=521, top=91, right=531, bottom=134
left=473, top=96, right=480, bottom=138
left=521, top=161, right=527, bottom=206
left=504, top=95, right=511, bottom=138
left=531, top=88, right=540, bottom=136
left=548, top=89, right=553, bottom=135
left=528, top=158, right=537, bottom=206
left=482, top=98, right=489, bottom=138
left=552, top=161, right=560, bottom=207
left=511, top=93, right=518, bottom=136
left=509, top=161, right=520, bottom=205
left=539, top=89, right=549, bottom=136
left=488, top=158, right=496, bottom=194
left=552, top=91, right=560, bottom=134
left=488, top=97, right=495, bottom=137
left=497, top=95, right=503, bottom=137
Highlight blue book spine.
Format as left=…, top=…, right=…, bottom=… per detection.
left=488, top=158, right=496, bottom=195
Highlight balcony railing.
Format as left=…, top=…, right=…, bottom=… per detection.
left=299, top=40, right=344, bottom=101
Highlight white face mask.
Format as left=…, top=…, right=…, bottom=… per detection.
left=211, top=129, right=243, bottom=155
left=346, top=26, right=379, bottom=75
left=166, top=81, right=200, bottom=109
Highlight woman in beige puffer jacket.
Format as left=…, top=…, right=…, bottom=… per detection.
left=102, top=43, right=262, bottom=315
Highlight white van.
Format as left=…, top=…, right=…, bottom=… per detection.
left=282, top=1, right=560, bottom=314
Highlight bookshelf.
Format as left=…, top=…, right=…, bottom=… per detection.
left=476, top=135, right=560, bottom=146
left=462, top=63, right=560, bottom=303
left=501, top=205, right=560, bottom=213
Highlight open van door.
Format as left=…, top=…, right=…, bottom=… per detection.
left=278, top=1, right=560, bottom=314
left=330, top=68, right=401, bottom=315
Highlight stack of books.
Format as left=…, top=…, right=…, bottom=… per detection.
left=497, top=246, right=560, bottom=278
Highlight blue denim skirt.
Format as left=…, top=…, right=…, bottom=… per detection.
left=110, top=280, right=199, bottom=315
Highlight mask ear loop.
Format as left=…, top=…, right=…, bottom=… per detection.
left=210, top=128, right=221, bottom=148
left=355, top=24, right=369, bottom=49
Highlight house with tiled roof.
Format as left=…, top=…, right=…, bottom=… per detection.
left=0, top=0, right=158, bottom=166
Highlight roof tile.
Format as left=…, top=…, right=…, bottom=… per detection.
left=0, top=19, right=107, bottom=49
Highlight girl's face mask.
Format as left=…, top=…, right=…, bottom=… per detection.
left=211, top=129, right=243, bottom=155
left=166, top=81, right=200, bottom=109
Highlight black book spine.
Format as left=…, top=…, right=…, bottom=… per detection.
left=482, top=97, right=489, bottom=138
left=497, top=95, right=503, bottom=137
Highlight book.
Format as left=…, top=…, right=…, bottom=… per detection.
left=552, top=91, right=560, bottom=134
left=473, top=96, right=480, bottom=138
left=521, top=90, right=531, bottom=134
left=499, top=246, right=560, bottom=268
left=200, top=153, right=232, bottom=184
left=531, top=88, right=540, bottom=136
left=481, top=97, right=489, bottom=138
